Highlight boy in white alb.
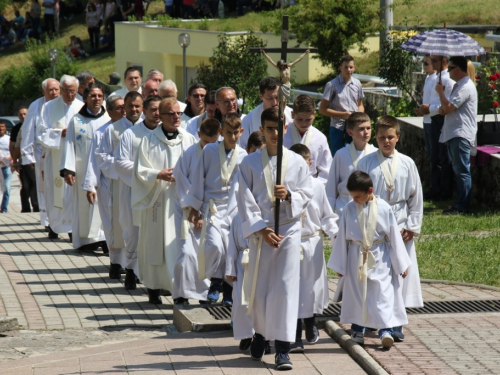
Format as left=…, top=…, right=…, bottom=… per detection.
left=225, top=131, right=266, bottom=352
left=326, top=112, right=377, bottom=216
left=172, top=118, right=221, bottom=305
left=283, top=94, right=332, bottom=184
left=185, top=113, right=247, bottom=305
left=288, top=144, right=339, bottom=354
left=236, top=108, right=313, bottom=371
left=328, top=171, right=411, bottom=349
left=357, top=115, right=423, bottom=342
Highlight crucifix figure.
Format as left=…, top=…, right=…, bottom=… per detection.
left=251, top=15, right=317, bottom=234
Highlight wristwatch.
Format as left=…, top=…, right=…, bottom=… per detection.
left=285, top=191, right=291, bottom=202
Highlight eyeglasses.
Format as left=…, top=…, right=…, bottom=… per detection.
left=161, top=111, right=184, bottom=117
left=192, top=94, right=205, bottom=99
left=217, top=98, right=237, bottom=105
left=62, top=88, right=77, bottom=94
left=448, top=66, right=458, bottom=72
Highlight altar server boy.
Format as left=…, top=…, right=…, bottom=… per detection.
left=357, top=115, right=424, bottom=341
left=326, top=112, right=377, bottom=216
left=172, top=118, right=221, bottom=305
left=283, top=94, right=332, bottom=184
left=185, top=113, right=247, bottom=305
left=236, top=107, right=313, bottom=370
left=225, top=131, right=266, bottom=352
left=288, top=143, right=339, bottom=354
left=328, top=171, right=411, bottom=349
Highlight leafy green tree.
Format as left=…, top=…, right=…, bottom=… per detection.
left=270, top=0, right=379, bottom=69
left=196, top=33, right=268, bottom=113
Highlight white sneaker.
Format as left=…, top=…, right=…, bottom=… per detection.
left=381, top=332, right=394, bottom=349
left=350, top=331, right=364, bottom=345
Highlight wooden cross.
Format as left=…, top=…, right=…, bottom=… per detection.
left=251, top=15, right=318, bottom=234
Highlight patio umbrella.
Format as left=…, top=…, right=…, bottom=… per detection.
left=400, top=27, right=486, bottom=83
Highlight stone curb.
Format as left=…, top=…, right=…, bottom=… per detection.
left=324, top=320, right=388, bottom=375
left=0, top=316, right=19, bottom=333
left=420, top=278, right=500, bottom=291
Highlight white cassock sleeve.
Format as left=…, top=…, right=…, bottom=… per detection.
left=225, top=216, right=239, bottom=278
left=115, top=130, right=134, bottom=187
left=183, top=149, right=206, bottom=211
left=60, top=117, right=76, bottom=175
left=404, top=162, right=423, bottom=234
left=317, top=186, right=339, bottom=238
left=315, top=133, right=333, bottom=184
left=325, top=152, right=342, bottom=211
left=131, top=135, right=162, bottom=211
left=82, top=131, right=101, bottom=192
left=173, top=145, right=193, bottom=209
left=37, top=103, right=62, bottom=149
left=20, top=99, right=38, bottom=165
left=386, top=207, right=412, bottom=275
left=96, top=126, right=119, bottom=180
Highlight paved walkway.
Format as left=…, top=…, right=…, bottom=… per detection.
left=2, top=181, right=500, bottom=374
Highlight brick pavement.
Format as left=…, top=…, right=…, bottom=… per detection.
left=3, top=181, right=500, bottom=374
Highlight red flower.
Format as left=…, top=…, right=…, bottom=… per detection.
left=491, top=84, right=496, bottom=90
left=475, top=74, right=481, bottom=80
left=496, top=72, right=500, bottom=78
left=489, top=75, right=498, bottom=81
left=494, top=102, right=499, bottom=108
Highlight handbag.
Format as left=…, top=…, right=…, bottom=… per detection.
left=477, top=109, right=500, bottom=146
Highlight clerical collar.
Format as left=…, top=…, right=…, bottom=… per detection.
left=161, top=126, right=178, bottom=140
left=79, top=104, right=105, bottom=119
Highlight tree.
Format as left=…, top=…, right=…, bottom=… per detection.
left=196, top=33, right=268, bottom=113
left=271, top=0, right=379, bottom=69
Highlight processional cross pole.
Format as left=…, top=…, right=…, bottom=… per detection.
left=250, top=15, right=318, bottom=234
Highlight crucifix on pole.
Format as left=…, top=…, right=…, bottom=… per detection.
left=251, top=15, right=318, bottom=235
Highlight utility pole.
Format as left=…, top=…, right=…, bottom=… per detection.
left=380, top=0, right=393, bottom=59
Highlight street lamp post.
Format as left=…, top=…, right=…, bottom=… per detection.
left=178, top=33, right=191, bottom=99
left=48, top=48, right=59, bottom=79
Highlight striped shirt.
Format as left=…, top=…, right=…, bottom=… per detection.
left=322, top=75, right=364, bottom=130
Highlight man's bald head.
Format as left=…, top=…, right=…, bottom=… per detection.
left=142, top=79, right=159, bottom=98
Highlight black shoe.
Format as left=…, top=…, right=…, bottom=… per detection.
left=109, top=263, right=121, bottom=279
left=45, top=226, right=49, bottom=232
left=173, top=297, right=189, bottom=305
left=78, top=243, right=99, bottom=252
left=100, top=241, right=109, bottom=255
left=222, top=281, right=233, bottom=306
left=264, top=340, right=271, bottom=355
left=124, top=269, right=137, bottom=290
left=48, top=226, right=58, bottom=239
left=289, top=339, right=304, bottom=353
left=275, top=352, right=293, bottom=370
left=160, top=289, right=172, bottom=296
left=199, top=300, right=208, bottom=305
left=250, top=333, right=265, bottom=361
left=305, top=325, right=319, bottom=344
left=239, top=338, right=252, bottom=351
left=68, top=233, right=73, bottom=242
left=148, top=288, right=162, bottom=304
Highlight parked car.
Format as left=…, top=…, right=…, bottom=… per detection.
left=0, top=116, right=20, bottom=135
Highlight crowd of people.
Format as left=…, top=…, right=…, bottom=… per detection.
left=0, top=53, right=439, bottom=371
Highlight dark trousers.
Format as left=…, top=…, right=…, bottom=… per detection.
left=44, top=13, right=55, bottom=34
left=20, top=165, right=39, bottom=212
left=423, top=115, right=453, bottom=199
left=88, top=27, right=99, bottom=49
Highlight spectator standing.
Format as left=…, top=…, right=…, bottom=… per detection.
left=42, top=0, right=56, bottom=37
left=86, top=3, right=100, bottom=50
left=0, top=122, right=12, bottom=213
left=436, top=56, right=478, bottom=215
left=319, top=55, right=364, bottom=157
left=183, top=0, right=194, bottom=18
left=103, top=0, right=116, bottom=32
left=30, top=0, right=42, bottom=38
left=164, top=0, right=173, bottom=15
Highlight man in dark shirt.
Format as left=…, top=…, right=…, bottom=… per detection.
left=10, top=106, right=39, bottom=213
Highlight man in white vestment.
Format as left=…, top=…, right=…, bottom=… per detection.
left=21, top=78, right=60, bottom=228
left=115, top=95, right=161, bottom=291
left=60, top=83, right=109, bottom=252
left=111, top=66, right=143, bottom=97
left=83, top=94, right=127, bottom=279
left=239, top=77, right=292, bottom=148
left=158, top=79, right=189, bottom=128
left=146, top=69, right=163, bottom=84
left=132, top=97, right=196, bottom=304
left=37, top=75, right=84, bottom=239
left=96, top=91, right=144, bottom=280
left=76, top=71, right=95, bottom=102
left=142, top=79, right=159, bottom=98
left=214, top=87, right=246, bottom=124
left=185, top=90, right=217, bottom=141
left=183, top=83, right=207, bottom=120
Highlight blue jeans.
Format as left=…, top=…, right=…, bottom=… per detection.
left=447, top=137, right=472, bottom=211
left=351, top=324, right=393, bottom=338
left=329, top=126, right=352, bottom=157
left=1, top=166, right=12, bottom=213
left=423, top=116, right=453, bottom=198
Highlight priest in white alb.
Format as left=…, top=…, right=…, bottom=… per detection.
left=132, top=98, right=196, bottom=304
left=37, top=75, right=84, bottom=239
left=83, top=94, right=127, bottom=279
left=21, top=78, right=60, bottom=229
left=115, top=95, right=161, bottom=292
